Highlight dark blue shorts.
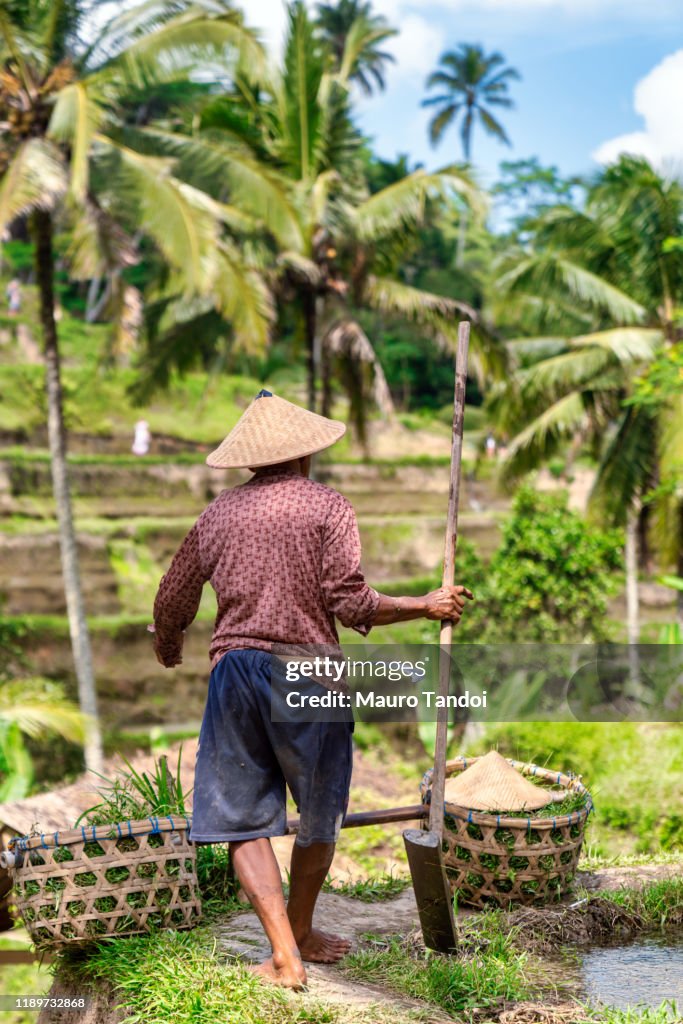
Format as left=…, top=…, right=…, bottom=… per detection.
left=189, top=649, right=354, bottom=847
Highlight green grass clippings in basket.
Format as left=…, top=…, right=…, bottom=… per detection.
left=421, top=752, right=593, bottom=909
left=8, top=753, right=202, bottom=948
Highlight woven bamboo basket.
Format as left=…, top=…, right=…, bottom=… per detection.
left=7, top=815, right=201, bottom=948
left=421, top=756, right=593, bottom=909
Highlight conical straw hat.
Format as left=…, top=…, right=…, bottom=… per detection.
left=443, top=751, right=552, bottom=812
left=206, top=390, right=346, bottom=469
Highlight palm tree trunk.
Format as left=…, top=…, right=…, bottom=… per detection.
left=456, top=207, right=468, bottom=270
left=625, top=503, right=640, bottom=685
left=455, top=116, right=472, bottom=269
left=303, top=290, right=317, bottom=411
left=321, top=338, right=332, bottom=418
left=33, top=209, right=103, bottom=775
left=85, top=275, right=102, bottom=322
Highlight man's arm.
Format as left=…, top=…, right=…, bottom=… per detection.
left=321, top=497, right=473, bottom=633
left=370, top=586, right=473, bottom=626
left=152, top=522, right=209, bottom=667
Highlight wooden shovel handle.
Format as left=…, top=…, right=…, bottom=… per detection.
left=286, top=804, right=428, bottom=834
left=429, top=321, right=470, bottom=836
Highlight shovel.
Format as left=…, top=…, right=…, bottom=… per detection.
left=402, top=319, right=470, bottom=953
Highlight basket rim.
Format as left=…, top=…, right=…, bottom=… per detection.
left=421, top=755, right=593, bottom=829
left=8, top=814, right=192, bottom=852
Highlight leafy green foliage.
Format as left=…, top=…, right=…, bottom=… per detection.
left=455, top=488, right=622, bottom=643
left=76, top=752, right=189, bottom=826
left=629, top=341, right=683, bottom=408
left=315, top=0, right=397, bottom=95
left=164, top=5, right=486, bottom=426
left=492, top=156, right=683, bottom=569
left=493, top=158, right=585, bottom=233
left=0, top=678, right=85, bottom=801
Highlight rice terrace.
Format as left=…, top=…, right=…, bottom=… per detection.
left=0, top=1, right=681, bottom=1022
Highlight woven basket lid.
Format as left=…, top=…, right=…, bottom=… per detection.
left=206, top=390, right=346, bottom=468
left=443, top=751, right=552, bottom=812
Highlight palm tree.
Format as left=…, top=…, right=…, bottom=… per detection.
left=489, top=156, right=683, bottom=640
left=0, top=679, right=85, bottom=802
left=315, top=0, right=397, bottom=94
left=0, top=0, right=273, bottom=773
left=423, top=44, right=520, bottom=266
left=148, top=1, right=495, bottom=430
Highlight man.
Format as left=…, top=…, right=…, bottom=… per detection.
left=152, top=390, right=472, bottom=990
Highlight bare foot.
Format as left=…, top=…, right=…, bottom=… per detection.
left=249, top=954, right=307, bottom=991
left=296, top=928, right=351, bottom=964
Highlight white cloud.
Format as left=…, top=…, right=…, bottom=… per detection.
left=383, top=14, right=446, bottom=79
left=593, top=49, right=683, bottom=171
left=241, top=0, right=290, bottom=55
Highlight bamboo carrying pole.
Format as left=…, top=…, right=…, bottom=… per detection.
left=286, top=804, right=428, bottom=835
left=402, top=320, right=470, bottom=953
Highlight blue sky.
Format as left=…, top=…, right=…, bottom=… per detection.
left=249, top=0, right=683, bottom=187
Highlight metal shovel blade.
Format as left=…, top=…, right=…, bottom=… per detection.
left=403, top=829, right=457, bottom=953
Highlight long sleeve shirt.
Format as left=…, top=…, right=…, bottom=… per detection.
left=152, top=469, right=380, bottom=668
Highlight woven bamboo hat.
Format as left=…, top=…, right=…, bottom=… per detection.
left=443, top=751, right=552, bottom=812
left=206, top=389, right=346, bottom=469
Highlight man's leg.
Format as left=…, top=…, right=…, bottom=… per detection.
left=230, top=837, right=307, bottom=989
left=286, top=840, right=351, bottom=963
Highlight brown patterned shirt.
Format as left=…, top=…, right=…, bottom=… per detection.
left=152, top=470, right=380, bottom=667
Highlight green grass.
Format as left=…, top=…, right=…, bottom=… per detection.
left=598, top=878, right=683, bottom=930
left=321, top=872, right=410, bottom=902
left=0, top=361, right=266, bottom=444
left=333, top=823, right=406, bottom=875
left=195, top=844, right=244, bottom=919
left=55, top=927, right=337, bottom=1024
left=0, top=514, right=199, bottom=538
left=582, top=1004, right=681, bottom=1023
left=323, top=453, right=453, bottom=468
left=0, top=609, right=215, bottom=638
left=0, top=447, right=208, bottom=465
left=580, top=849, right=683, bottom=870
left=0, top=445, right=458, bottom=469
left=343, top=923, right=531, bottom=1018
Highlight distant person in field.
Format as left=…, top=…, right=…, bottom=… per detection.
left=132, top=419, right=151, bottom=456
left=485, top=433, right=497, bottom=459
left=5, top=278, right=21, bottom=315
left=151, top=390, right=473, bottom=990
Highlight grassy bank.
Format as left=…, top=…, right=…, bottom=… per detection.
left=343, top=881, right=682, bottom=1021
left=344, top=923, right=531, bottom=1018
left=57, top=928, right=336, bottom=1024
